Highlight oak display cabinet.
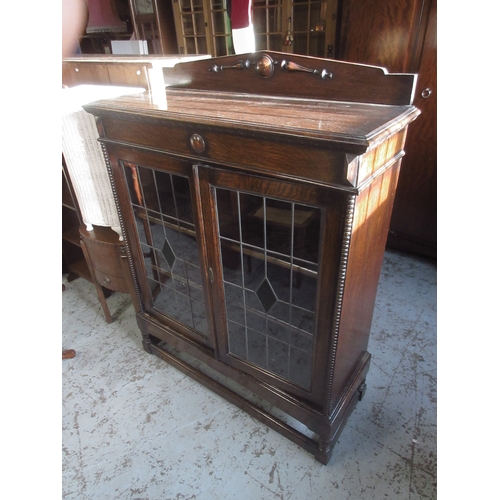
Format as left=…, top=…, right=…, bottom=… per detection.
left=84, top=51, right=419, bottom=464
left=170, top=0, right=338, bottom=58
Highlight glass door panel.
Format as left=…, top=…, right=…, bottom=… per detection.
left=176, top=0, right=209, bottom=54
left=135, top=0, right=154, bottom=15
left=215, top=187, right=321, bottom=390
left=212, top=10, right=227, bottom=33
left=173, top=0, right=231, bottom=55
left=122, top=162, right=209, bottom=340
left=253, top=0, right=284, bottom=52
left=291, top=0, right=327, bottom=57
left=209, top=0, right=232, bottom=55
left=137, top=20, right=161, bottom=53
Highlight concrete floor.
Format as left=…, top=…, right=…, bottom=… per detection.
left=62, top=248, right=437, bottom=499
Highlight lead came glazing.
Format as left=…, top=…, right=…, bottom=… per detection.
left=122, top=163, right=209, bottom=339
left=216, top=187, right=320, bottom=389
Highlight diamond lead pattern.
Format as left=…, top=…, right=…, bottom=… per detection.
left=256, top=278, right=277, bottom=312
left=161, top=238, right=176, bottom=269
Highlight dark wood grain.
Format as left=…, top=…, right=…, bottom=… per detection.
left=163, top=50, right=417, bottom=105
left=388, top=0, right=436, bottom=255
left=79, top=225, right=139, bottom=323
left=338, top=0, right=424, bottom=72
left=62, top=55, right=209, bottom=90
left=84, top=52, right=419, bottom=464
left=62, top=158, right=91, bottom=283
left=337, top=0, right=436, bottom=256
left=86, top=89, right=418, bottom=147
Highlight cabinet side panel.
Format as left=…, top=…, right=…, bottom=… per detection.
left=330, top=161, right=401, bottom=403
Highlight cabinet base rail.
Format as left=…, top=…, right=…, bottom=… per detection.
left=142, top=317, right=370, bottom=465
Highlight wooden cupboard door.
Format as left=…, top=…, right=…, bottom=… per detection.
left=118, top=158, right=215, bottom=349
left=199, top=165, right=345, bottom=405
left=337, top=0, right=436, bottom=256
left=388, top=0, right=436, bottom=256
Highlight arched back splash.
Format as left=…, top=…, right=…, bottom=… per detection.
left=163, top=51, right=417, bottom=106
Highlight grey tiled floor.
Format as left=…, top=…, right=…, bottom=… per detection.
left=62, top=248, right=437, bottom=499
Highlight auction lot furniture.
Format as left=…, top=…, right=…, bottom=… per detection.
left=79, top=224, right=140, bottom=323
left=84, top=51, right=419, bottom=464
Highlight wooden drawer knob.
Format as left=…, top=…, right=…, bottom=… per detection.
left=190, top=134, right=205, bottom=153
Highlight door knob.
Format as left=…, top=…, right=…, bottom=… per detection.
left=421, top=88, right=432, bottom=98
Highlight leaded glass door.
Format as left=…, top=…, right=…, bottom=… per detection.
left=200, top=166, right=343, bottom=404
left=172, top=0, right=210, bottom=54
left=171, top=0, right=232, bottom=56
left=121, top=160, right=214, bottom=348
left=288, top=0, right=334, bottom=58
left=253, top=0, right=338, bottom=57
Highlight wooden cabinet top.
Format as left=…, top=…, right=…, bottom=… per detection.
left=86, top=88, right=419, bottom=153
left=63, top=54, right=209, bottom=67
left=83, top=52, right=420, bottom=187
left=62, top=54, right=210, bottom=91
left=83, top=52, right=419, bottom=152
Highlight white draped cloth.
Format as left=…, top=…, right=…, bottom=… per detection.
left=62, top=85, right=144, bottom=238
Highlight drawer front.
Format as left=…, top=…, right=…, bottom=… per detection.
left=62, top=62, right=150, bottom=89
left=94, top=269, right=129, bottom=293
left=82, top=238, right=124, bottom=277
left=101, top=116, right=352, bottom=188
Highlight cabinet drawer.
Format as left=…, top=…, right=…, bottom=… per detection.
left=102, top=117, right=350, bottom=187
left=89, top=249, right=123, bottom=277
left=93, top=269, right=129, bottom=293
left=81, top=237, right=124, bottom=277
